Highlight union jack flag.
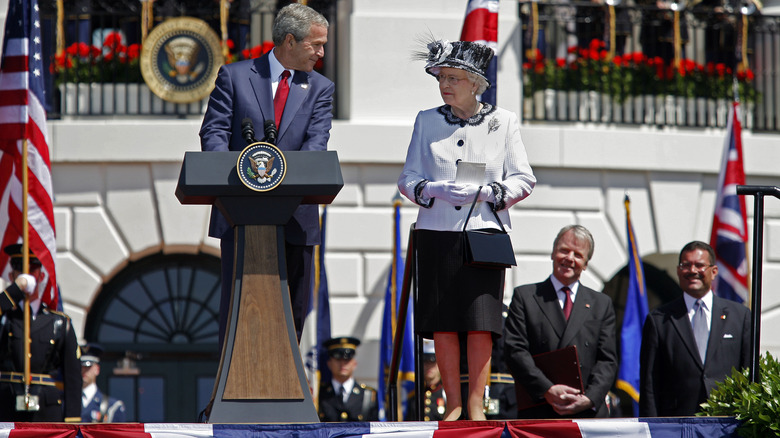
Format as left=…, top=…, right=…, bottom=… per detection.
left=709, top=102, right=749, bottom=303
left=0, top=0, right=59, bottom=309
left=460, top=0, right=498, bottom=105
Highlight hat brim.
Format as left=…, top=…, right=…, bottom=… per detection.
left=425, top=61, right=491, bottom=88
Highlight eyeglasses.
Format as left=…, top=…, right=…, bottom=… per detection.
left=678, top=262, right=714, bottom=272
left=436, top=74, right=467, bottom=86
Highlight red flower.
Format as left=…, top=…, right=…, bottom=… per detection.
left=127, top=44, right=141, bottom=60
left=588, top=38, right=605, bottom=50
left=226, top=39, right=235, bottom=50
left=103, top=32, right=123, bottom=50
left=522, top=62, right=531, bottom=70
left=556, top=58, right=566, bottom=68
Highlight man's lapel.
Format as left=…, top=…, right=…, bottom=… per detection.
left=560, top=287, right=592, bottom=348
left=705, top=297, right=728, bottom=365
left=670, top=297, right=704, bottom=368
left=534, top=279, right=566, bottom=340
left=249, top=55, right=274, bottom=125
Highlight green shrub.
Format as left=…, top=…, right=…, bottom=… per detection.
left=699, top=352, right=780, bottom=438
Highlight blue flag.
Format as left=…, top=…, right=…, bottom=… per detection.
left=377, top=196, right=415, bottom=420
left=616, top=195, right=649, bottom=416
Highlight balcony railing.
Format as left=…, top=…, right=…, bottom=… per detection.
left=520, top=1, right=779, bottom=131
left=39, top=0, right=338, bottom=118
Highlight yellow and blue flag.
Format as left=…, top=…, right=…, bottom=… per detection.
left=616, top=195, right=649, bottom=416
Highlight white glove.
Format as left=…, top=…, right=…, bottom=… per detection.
left=461, top=184, right=482, bottom=202
left=461, top=185, right=496, bottom=204
left=423, top=181, right=471, bottom=206
left=478, top=185, right=495, bottom=203
left=15, top=274, right=37, bottom=295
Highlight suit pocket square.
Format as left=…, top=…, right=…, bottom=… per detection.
left=723, top=334, right=734, bottom=339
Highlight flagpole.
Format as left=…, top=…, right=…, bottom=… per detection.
left=21, top=138, right=32, bottom=403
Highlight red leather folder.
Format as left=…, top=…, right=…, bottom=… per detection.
left=514, top=345, right=584, bottom=411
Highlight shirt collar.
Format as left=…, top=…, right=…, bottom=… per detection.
left=332, top=377, right=355, bottom=395
left=83, top=382, right=98, bottom=406
left=684, top=290, right=713, bottom=311
left=268, top=49, right=292, bottom=84
left=550, top=275, right=579, bottom=297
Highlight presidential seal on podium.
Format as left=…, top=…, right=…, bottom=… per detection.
left=237, top=142, right=287, bottom=192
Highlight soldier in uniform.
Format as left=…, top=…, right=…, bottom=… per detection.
left=407, top=339, right=445, bottom=421
left=318, top=337, right=378, bottom=422
left=0, top=244, right=81, bottom=422
left=81, top=343, right=126, bottom=422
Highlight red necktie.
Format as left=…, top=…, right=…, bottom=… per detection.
left=562, top=287, right=573, bottom=321
left=274, top=70, right=291, bottom=129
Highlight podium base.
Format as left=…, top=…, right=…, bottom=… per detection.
left=207, top=225, right=318, bottom=423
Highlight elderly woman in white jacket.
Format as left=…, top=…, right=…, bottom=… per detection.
left=398, top=39, right=536, bottom=421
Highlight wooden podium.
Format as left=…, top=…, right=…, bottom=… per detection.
left=175, top=150, right=343, bottom=423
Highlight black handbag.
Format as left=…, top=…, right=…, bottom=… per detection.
left=462, top=186, right=516, bottom=269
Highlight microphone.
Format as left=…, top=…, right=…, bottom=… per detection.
left=241, top=118, right=257, bottom=145
left=263, top=120, right=277, bottom=145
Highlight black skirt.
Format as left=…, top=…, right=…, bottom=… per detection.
left=415, top=229, right=505, bottom=339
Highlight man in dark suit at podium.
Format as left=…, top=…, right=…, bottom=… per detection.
left=504, top=225, right=618, bottom=418
left=199, top=3, right=334, bottom=346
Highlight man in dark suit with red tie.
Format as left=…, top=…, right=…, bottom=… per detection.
left=504, top=225, right=618, bottom=418
left=639, top=241, right=751, bottom=416
left=199, top=3, right=334, bottom=347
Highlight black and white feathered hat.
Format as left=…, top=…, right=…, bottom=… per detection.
left=418, top=39, right=494, bottom=86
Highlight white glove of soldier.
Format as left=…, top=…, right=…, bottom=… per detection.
left=423, top=181, right=472, bottom=206
left=15, top=274, right=37, bottom=296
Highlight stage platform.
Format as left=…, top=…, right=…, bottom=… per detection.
left=0, top=417, right=740, bottom=437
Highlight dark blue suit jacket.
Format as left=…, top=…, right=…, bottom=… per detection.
left=199, top=52, right=334, bottom=245
left=639, top=294, right=750, bottom=416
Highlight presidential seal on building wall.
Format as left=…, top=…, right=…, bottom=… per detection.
left=237, top=142, right=287, bottom=192
left=140, top=17, right=223, bottom=103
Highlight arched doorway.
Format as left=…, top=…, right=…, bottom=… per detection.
left=83, top=252, right=221, bottom=422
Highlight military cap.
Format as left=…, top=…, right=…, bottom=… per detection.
left=3, top=243, right=41, bottom=271
left=324, top=336, right=360, bottom=360
left=422, top=338, right=437, bottom=363
left=80, top=343, right=103, bottom=367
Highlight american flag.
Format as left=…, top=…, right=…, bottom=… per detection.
left=0, top=0, right=59, bottom=309
left=460, top=0, right=498, bottom=105
left=709, top=102, right=749, bottom=303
